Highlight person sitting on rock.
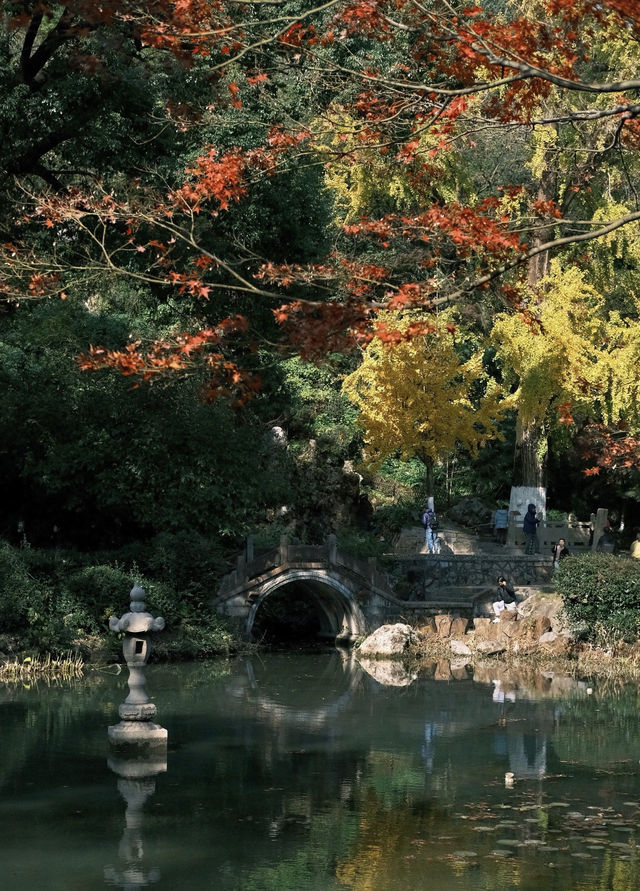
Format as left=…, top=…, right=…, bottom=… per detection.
left=551, top=537, right=570, bottom=568
left=492, top=576, right=517, bottom=622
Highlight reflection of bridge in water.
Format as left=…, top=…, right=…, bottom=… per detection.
left=214, top=535, right=554, bottom=643
left=222, top=653, right=587, bottom=786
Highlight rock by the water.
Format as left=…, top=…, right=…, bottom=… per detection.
left=476, top=640, right=507, bottom=656
left=450, top=639, right=472, bottom=656
left=517, top=592, right=569, bottom=633
left=434, top=614, right=453, bottom=639
left=358, top=623, right=416, bottom=657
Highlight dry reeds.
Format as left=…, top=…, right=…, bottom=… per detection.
left=0, top=653, right=84, bottom=683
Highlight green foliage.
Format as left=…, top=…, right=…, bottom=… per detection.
left=555, top=554, right=640, bottom=643
left=335, top=528, right=389, bottom=560
left=0, top=300, right=295, bottom=546
left=0, top=540, right=46, bottom=634
left=0, top=540, right=239, bottom=658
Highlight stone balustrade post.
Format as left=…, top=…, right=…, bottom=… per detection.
left=327, top=533, right=337, bottom=565
left=279, top=534, right=289, bottom=565
left=246, top=534, right=255, bottom=564
left=591, top=508, right=609, bottom=551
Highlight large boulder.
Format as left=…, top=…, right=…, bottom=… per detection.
left=517, top=592, right=569, bottom=633
left=357, top=623, right=416, bottom=657
left=448, top=497, right=493, bottom=528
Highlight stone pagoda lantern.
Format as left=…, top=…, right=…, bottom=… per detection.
left=108, top=582, right=167, bottom=746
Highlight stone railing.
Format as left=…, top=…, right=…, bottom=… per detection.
left=507, top=507, right=610, bottom=551
left=508, top=519, right=592, bottom=551
left=216, top=535, right=395, bottom=599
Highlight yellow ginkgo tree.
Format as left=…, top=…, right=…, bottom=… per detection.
left=490, top=261, right=640, bottom=486
left=342, top=311, right=505, bottom=497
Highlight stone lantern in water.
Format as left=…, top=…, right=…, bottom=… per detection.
left=108, top=582, right=167, bottom=746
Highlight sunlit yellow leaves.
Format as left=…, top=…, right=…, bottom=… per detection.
left=490, top=261, right=640, bottom=433
left=342, top=311, right=505, bottom=469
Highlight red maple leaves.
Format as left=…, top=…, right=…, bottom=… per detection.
left=171, top=148, right=248, bottom=213
left=577, top=424, right=640, bottom=478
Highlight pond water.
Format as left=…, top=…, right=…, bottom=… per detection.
left=2, top=652, right=640, bottom=890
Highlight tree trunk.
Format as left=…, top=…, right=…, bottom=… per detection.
left=420, top=454, right=434, bottom=503
left=514, top=416, right=547, bottom=488
left=527, top=153, right=557, bottom=288
left=514, top=148, right=556, bottom=488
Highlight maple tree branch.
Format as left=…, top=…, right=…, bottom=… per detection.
left=447, top=210, right=640, bottom=303
left=20, top=12, right=43, bottom=80
left=21, top=8, right=76, bottom=87
left=469, top=41, right=640, bottom=96
left=305, top=55, right=529, bottom=98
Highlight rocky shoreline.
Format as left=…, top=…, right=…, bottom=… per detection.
left=355, top=592, right=640, bottom=686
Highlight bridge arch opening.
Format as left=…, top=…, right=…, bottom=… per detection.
left=247, top=571, right=367, bottom=647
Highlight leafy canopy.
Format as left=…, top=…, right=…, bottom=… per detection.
left=342, top=311, right=505, bottom=469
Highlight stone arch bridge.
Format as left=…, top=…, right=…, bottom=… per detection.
left=213, top=535, right=554, bottom=644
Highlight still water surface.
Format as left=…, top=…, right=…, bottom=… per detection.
left=2, top=652, right=640, bottom=890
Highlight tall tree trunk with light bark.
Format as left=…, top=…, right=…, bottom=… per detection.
left=517, top=150, right=557, bottom=487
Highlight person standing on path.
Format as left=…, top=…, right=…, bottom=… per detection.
left=522, top=503, right=540, bottom=555
left=422, top=506, right=439, bottom=554
left=493, top=506, right=509, bottom=545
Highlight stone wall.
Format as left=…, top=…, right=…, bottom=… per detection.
left=389, top=554, right=553, bottom=602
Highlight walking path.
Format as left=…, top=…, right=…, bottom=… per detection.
left=393, top=520, right=521, bottom=557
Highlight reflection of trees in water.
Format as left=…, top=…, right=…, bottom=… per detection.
left=0, top=673, right=113, bottom=790
left=552, top=687, right=640, bottom=767
left=5, top=659, right=640, bottom=891
left=336, top=786, right=446, bottom=891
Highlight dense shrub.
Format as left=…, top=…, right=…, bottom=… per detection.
left=555, top=553, right=640, bottom=643
left=0, top=541, right=48, bottom=634
left=0, top=541, right=239, bottom=659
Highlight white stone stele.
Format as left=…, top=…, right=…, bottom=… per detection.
left=509, top=486, right=546, bottom=521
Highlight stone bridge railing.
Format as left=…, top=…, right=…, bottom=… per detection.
left=217, top=534, right=395, bottom=601
left=216, top=534, right=556, bottom=625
